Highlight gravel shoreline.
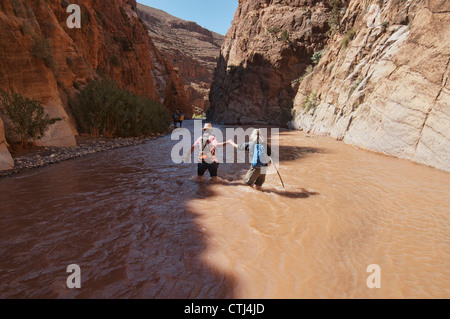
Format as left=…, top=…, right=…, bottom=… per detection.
left=0, top=133, right=166, bottom=179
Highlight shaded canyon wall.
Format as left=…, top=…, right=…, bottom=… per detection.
left=209, top=0, right=332, bottom=126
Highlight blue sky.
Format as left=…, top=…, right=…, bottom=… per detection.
left=137, top=0, right=239, bottom=35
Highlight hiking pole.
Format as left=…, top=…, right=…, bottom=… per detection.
left=269, top=157, right=285, bottom=189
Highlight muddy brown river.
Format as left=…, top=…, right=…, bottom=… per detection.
left=0, top=120, right=449, bottom=298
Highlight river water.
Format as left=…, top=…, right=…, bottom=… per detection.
left=0, top=120, right=449, bottom=298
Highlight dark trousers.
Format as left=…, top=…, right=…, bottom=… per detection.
left=245, top=166, right=267, bottom=186
left=198, top=161, right=219, bottom=177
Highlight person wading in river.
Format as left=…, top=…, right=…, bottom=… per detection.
left=228, top=129, right=272, bottom=190
left=186, top=123, right=227, bottom=180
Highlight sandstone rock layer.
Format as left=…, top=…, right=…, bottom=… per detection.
left=0, top=0, right=190, bottom=169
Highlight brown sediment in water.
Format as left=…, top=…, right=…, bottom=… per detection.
left=0, top=120, right=449, bottom=298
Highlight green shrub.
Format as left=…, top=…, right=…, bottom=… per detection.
left=328, top=63, right=335, bottom=75
left=328, top=0, right=344, bottom=32
left=348, top=78, right=363, bottom=98
left=312, top=51, right=323, bottom=64
left=342, top=29, right=357, bottom=49
left=192, top=113, right=206, bottom=119
left=31, top=38, right=56, bottom=70
left=281, top=30, right=290, bottom=42
left=304, top=92, right=319, bottom=113
left=0, top=89, right=61, bottom=147
left=71, top=79, right=170, bottom=137
left=267, top=26, right=281, bottom=34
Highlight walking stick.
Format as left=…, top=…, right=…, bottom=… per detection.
left=269, top=157, right=285, bottom=189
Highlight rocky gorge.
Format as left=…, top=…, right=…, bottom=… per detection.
left=0, top=1, right=449, bottom=300
left=1, top=0, right=449, bottom=174
left=0, top=0, right=190, bottom=170
left=137, top=3, right=224, bottom=114
left=208, top=0, right=449, bottom=172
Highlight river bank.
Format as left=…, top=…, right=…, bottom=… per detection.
left=0, top=133, right=167, bottom=179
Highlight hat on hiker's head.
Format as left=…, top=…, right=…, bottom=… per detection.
left=202, top=123, right=213, bottom=131
left=251, top=129, right=265, bottom=143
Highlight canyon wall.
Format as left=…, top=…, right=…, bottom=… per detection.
left=0, top=117, right=13, bottom=170
left=209, top=0, right=450, bottom=172
left=137, top=4, right=224, bottom=114
left=0, top=0, right=190, bottom=170
left=209, top=0, right=333, bottom=125
left=291, top=0, right=450, bottom=172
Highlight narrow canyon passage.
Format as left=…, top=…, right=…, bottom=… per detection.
left=0, top=120, right=449, bottom=298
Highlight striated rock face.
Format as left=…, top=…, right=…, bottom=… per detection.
left=290, top=0, right=450, bottom=172
left=137, top=4, right=224, bottom=114
left=0, top=0, right=190, bottom=169
left=210, top=0, right=450, bottom=172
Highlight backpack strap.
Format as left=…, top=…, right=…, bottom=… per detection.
left=202, top=135, right=210, bottom=151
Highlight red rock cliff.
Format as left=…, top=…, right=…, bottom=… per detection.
left=0, top=0, right=190, bottom=169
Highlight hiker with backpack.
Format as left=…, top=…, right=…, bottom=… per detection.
left=228, top=129, right=272, bottom=190
left=172, top=109, right=184, bottom=128
left=186, top=123, right=227, bottom=179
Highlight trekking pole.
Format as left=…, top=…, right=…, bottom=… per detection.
left=269, top=157, right=285, bottom=189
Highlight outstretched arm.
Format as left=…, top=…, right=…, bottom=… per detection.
left=227, top=140, right=238, bottom=149
left=216, top=141, right=228, bottom=148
